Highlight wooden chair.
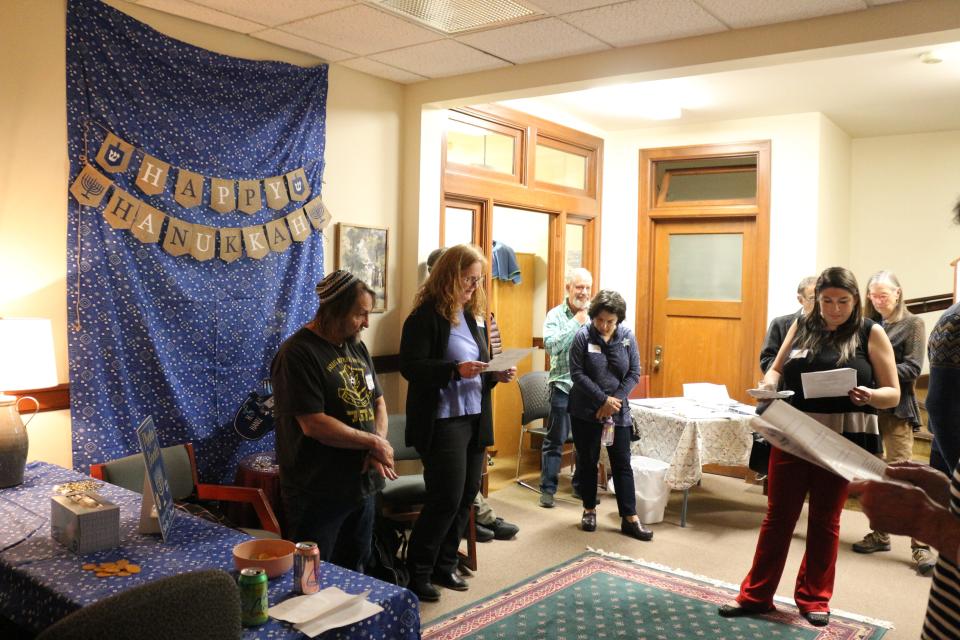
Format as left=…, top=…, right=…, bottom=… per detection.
left=90, top=442, right=281, bottom=538
left=379, top=415, right=480, bottom=572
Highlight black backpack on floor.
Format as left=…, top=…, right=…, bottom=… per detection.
left=367, top=514, right=410, bottom=587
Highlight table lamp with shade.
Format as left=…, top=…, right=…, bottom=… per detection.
left=0, top=318, right=58, bottom=488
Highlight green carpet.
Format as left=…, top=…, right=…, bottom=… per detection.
left=423, top=552, right=888, bottom=639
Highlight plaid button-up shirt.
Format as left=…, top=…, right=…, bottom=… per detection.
left=543, top=301, right=582, bottom=394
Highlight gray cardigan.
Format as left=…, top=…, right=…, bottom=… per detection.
left=880, top=311, right=925, bottom=427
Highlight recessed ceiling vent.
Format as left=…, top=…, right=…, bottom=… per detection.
left=365, top=0, right=541, bottom=35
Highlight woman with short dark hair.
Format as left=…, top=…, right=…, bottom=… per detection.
left=567, top=289, right=651, bottom=541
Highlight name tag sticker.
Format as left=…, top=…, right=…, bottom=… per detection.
left=789, top=349, right=809, bottom=359
left=588, top=343, right=602, bottom=354
left=622, top=339, right=630, bottom=347
left=365, top=373, right=375, bottom=390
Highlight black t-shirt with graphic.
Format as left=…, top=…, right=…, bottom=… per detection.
left=271, top=327, right=384, bottom=502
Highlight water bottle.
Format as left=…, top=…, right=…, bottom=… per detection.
left=601, top=416, right=615, bottom=446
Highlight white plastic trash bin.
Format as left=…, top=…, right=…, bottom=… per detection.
left=631, top=456, right=670, bottom=524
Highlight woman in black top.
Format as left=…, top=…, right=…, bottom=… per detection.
left=719, top=267, right=899, bottom=627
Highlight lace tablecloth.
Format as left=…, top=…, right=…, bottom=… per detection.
left=0, top=462, right=420, bottom=638
left=599, top=399, right=753, bottom=491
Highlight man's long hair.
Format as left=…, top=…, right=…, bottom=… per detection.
left=794, top=266, right=863, bottom=364
left=414, top=244, right=486, bottom=324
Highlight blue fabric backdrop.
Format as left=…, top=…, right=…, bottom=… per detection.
left=66, top=0, right=327, bottom=482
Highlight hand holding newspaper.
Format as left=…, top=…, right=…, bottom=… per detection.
left=751, top=400, right=887, bottom=482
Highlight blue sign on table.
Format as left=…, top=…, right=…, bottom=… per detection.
left=135, top=416, right=176, bottom=542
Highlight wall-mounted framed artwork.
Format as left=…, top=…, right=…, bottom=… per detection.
left=335, top=223, right=387, bottom=312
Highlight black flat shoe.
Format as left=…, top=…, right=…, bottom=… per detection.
left=474, top=523, right=495, bottom=542
left=581, top=510, right=597, bottom=532
left=409, top=577, right=440, bottom=602
left=717, top=603, right=774, bottom=618
left=803, top=611, right=830, bottom=627
left=621, top=518, right=653, bottom=541
left=432, top=571, right=469, bottom=591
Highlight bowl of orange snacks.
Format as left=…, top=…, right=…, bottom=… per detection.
left=232, top=539, right=296, bottom=579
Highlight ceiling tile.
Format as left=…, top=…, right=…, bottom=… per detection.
left=186, top=0, right=356, bottom=27
left=370, top=40, right=511, bottom=78
left=138, top=0, right=262, bottom=33
left=338, top=57, right=428, bottom=83
left=278, top=4, right=442, bottom=56
left=457, top=17, right=610, bottom=64
left=251, top=29, right=354, bottom=61
left=697, top=0, right=867, bottom=29
left=561, top=0, right=726, bottom=47
left=525, top=0, right=623, bottom=15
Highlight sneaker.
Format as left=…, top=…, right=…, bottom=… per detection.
left=539, top=492, right=555, bottom=508
left=489, top=517, right=519, bottom=540
left=852, top=531, right=891, bottom=554
left=913, top=546, right=936, bottom=576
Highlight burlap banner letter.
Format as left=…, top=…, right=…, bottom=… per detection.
left=219, top=228, right=243, bottom=263
left=263, top=176, right=289, bottom=210
left=191, top=224, right=216, bottom=262
left=95, top=132, right=134, bottom=174
left=285, top=168, right=310, bottom=202
left=162, top=216, right=193, bottom=257
left=175, top=169, right=203, bottom=208
left=103, top=187, right=141, bottom=230
left=70, top=164, right=112, bottom=207
left=210, top=178, right=236, bottom=214
left=265, top=218, right=292, bottom=253
left=243, top=225, right=270, bottom=260
left=286, top=209, right=312, bottom=242
left=130, top=203, right=164, bottom=244
left=136, top=153, right=170, bottom=196
left=237, top=179, right=261, bottom=215
left=303, top=196, right=330, bottom=231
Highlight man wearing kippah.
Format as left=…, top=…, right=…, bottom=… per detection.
left=272, top=270, right=397, bottom=572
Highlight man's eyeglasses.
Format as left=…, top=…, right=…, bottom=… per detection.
left=461, top=276, right=483, bottom=287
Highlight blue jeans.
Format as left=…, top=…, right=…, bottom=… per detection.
left=539, top=388, right=579, bottom=495
left=282, top=490, right=375, bottom=573
left=927, top=366, right=960, bottom=474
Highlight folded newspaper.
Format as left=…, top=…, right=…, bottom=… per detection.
left=751, top=400, right=887, bottom=482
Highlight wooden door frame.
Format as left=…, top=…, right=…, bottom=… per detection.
left=635, top=141, right=771, bottom=388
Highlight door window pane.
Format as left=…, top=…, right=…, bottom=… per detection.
left=444, top=207, right=475, bottom=246
left=447, top=121, right=515, bottom=175
left=655, top=156, right=757, bottom=203
left=668, top=233, right=742, bottom=300
left=536, top=144, right=586, bottom=190
left=565, top=224, right=584, bottom=271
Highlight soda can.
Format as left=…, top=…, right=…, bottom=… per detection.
left=238, top=567, right=269, bottom=627
left=294, top=541, right=321, bottom=595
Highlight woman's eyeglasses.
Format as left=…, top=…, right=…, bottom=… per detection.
left=461, top=276, right=483, bottom=287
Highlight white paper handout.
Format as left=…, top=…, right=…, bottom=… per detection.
left=268, top=587, right=382, bottom=638
left=682, top=382, right=730, bottom=404
left=747, top=388, right=794, bottom=400
left=751, top=400, right=887, bottom=481
left=486, top=347, right=536, bottom=372
left=800, top=368, right=857, bottom=399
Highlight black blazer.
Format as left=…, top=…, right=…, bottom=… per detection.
left=399, top=302, right=497, bottom=453
left=759, top=309, right=801, bottom=374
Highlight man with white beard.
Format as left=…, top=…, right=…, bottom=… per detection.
left=538, top=268, right=593, bottom=507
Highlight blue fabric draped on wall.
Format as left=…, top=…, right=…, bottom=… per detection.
left=66, top=0, right=327, bottom=481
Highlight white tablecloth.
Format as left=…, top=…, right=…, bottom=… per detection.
left=600, top=398, right=754, bottom=491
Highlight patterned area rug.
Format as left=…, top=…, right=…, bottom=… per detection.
left=423, top=551, right=889, bottom=639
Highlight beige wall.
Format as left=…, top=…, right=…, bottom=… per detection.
left=0, top=0, right=406, bottom=466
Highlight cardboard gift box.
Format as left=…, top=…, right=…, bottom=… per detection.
left=51, top=492, right=120, bottom=554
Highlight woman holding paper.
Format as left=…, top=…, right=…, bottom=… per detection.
left=852, top=271, right=932, bottom=574
left=399, top=244, right=515, bottom=602
left=719, top=267, right=898, bottom=627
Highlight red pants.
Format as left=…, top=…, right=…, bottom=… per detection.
left=737, top=447, right=849, bottom=614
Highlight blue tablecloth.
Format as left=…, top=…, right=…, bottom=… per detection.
left=0, top=462, right=420, bottom=638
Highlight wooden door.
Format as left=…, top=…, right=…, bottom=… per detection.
left=648, top=218, right=760, bottom=402
left=489, top=252, right=536, bottom=457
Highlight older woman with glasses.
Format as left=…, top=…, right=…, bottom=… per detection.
left=851, top=270, right=932, bottom=573
left=399, top=244, right=516, bottom=602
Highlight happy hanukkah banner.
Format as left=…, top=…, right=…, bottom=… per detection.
left=66, top=0, right=328, bottom=482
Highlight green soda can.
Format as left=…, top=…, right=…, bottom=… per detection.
left=239, top=567, right=269, bottom=627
